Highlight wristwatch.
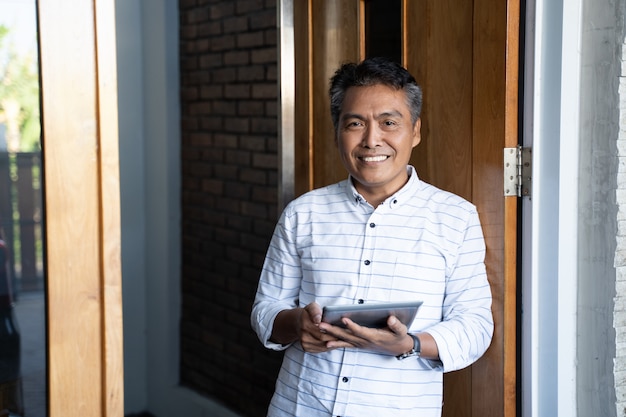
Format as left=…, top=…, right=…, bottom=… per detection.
left=396, top=334, right=421, bottom=360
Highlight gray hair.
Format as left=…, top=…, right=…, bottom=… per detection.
left=329, top=57, right=423, bottom=132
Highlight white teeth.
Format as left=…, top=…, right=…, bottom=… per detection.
left=362, top=155, right=388, bottom=162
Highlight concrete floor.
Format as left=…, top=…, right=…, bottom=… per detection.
left=13, top=290, right=46, bottom=417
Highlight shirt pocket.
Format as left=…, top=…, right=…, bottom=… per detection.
left=299, top=246, right=361, bottom=305
left=388, top=254, right=446, bottom=331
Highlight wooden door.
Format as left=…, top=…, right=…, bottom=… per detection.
left=37, top=0, right=124, bottom=415
left=290, top=1, right=519, bottom=416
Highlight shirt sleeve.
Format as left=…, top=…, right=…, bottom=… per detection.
left=425, top=209, right=494, bottom=372
left=250, top=205, right=302, bottom=351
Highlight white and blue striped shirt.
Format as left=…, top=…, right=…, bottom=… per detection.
left=251, top=166, right=493, bottom=417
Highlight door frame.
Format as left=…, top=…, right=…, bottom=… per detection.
left=521, top=0, right=581, bottom=416
left=37, top=0, right=124, bottom=415
left=278, top=1, right=520, bottom=416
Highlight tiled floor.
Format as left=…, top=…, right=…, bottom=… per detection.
left=13, top=291, right=46, bottom=417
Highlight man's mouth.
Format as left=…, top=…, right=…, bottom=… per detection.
left=360, top=155, right=389, bottom=162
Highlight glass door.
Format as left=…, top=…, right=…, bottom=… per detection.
left=0, top=0, right=46, bottom=416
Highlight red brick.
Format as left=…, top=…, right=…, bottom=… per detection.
left=186, top=8, right=210, bottom=24
left=249, top=9, right=276, bottom=29
left=237, top=65, right=265, bottom=82
left=237, top=31, right=266, bottom=48
left=209, top=2, right=235, bottom=19
left=238, top=101, right=264, bottom=116
left=210, top=34, right=236, bottom=51
left=251, top=47, right=276, bottom=64
left=236, top=0, right=265, bottom=14
left=224, top=84, right=251, bottom=99
left=223, top=15, right=249, bottom=33
left=223, top=50, right=250, bottom=66
left=251, top=83, right=276, bottom=99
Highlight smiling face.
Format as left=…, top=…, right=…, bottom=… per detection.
left=336, top=84, right=421, bottom=205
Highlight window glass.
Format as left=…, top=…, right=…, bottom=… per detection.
left=365, top=0, right=402, bottom=63
left=0, top=1, right=46, bottom=416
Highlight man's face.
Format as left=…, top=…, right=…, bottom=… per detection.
left=336, top=84, right=421, bottom=201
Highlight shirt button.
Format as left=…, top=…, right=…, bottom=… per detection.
left=358, top=299, right=364, bottom=304
left=364, top=260, right=371, bottom=265
left=342, top=377, right=349, bottom=383
left=369, top=222, right=376, bottom=228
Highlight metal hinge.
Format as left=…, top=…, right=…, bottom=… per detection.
left=504, top=146, right=532, bottom=197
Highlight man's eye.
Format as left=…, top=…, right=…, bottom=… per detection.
left=383, top=120, right=397, bottom=126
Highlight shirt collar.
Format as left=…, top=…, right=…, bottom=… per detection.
left=347, top=165, right=421, bottom=209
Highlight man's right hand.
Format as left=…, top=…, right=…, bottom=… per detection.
left=270, top=302, right=340, bottom=352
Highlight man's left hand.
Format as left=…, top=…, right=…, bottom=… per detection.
left=317, top=315, right=413, bottom=356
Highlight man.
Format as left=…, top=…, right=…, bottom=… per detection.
left=251, top=57, right=493, bottom=417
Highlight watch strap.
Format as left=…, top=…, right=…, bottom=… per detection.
left=396, top=334, right=421, bottom=360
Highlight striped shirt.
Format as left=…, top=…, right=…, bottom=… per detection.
left=251, top=166, right=493, bottom=417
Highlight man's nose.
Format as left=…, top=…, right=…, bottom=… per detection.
left=362, top=125, right=382, bottom=148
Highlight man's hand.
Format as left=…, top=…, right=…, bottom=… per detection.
left=298, top=302, right=341, bottom=353
left=272, top=304, right=438, bottom=358
left=318, top=315, right=413, bottom=356
left=270, top=302, right=340, bottom=353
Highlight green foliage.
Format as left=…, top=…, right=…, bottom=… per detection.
left=0, top=26, right=8, bottom=44
left=0, top=24, right=41, bottom=152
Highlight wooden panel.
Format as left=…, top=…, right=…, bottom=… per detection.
left=503, top=1, right=521, bottom=416
left=294, top=0, right=312, bottom=196
left=405, top=0, right=474, bottom=201
left=95, top=0, right=125, bottom=414
left=38, top=2, right=101, bottom=414
left=37, top=0, right=123, bottom=415
left=310, top=0, right=360, bottom=189
left=470, top=0, right=518, bottom=416
left=471, top=0, right=507, bottom=405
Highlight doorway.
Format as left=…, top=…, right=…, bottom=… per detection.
left=281, top=0, right=520, bottom=415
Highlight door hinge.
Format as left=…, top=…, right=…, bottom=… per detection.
left=504, top=146, right=532, bottom=198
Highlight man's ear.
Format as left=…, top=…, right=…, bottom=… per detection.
left=412, top=118, right=421, bottom=148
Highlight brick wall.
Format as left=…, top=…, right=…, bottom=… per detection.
left=178, top=1, right=283, bottom=415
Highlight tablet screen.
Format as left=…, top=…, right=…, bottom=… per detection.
left=321, top=301, right=422, bottom=328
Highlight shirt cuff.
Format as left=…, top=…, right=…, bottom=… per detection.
left=252, top=302, right=295, bottom=351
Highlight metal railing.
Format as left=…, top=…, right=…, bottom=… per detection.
left=0, top=152, right=43, bottom=295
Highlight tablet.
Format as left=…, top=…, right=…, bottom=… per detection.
left=321, top=300, right=423, bottom=329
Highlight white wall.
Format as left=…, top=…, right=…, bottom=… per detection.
left=116, top=0, right=149, bottom=412
left=524, top=1, right=571, bottom=415
left=117, top=0, right=184, bottom=413
left=138, top=0, right=182, bottom=413
left=578, top=1, right=620, bottom=417
left=117, top=0, right=183, bottom=413
left=116, top=1, right=241, bottom=415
